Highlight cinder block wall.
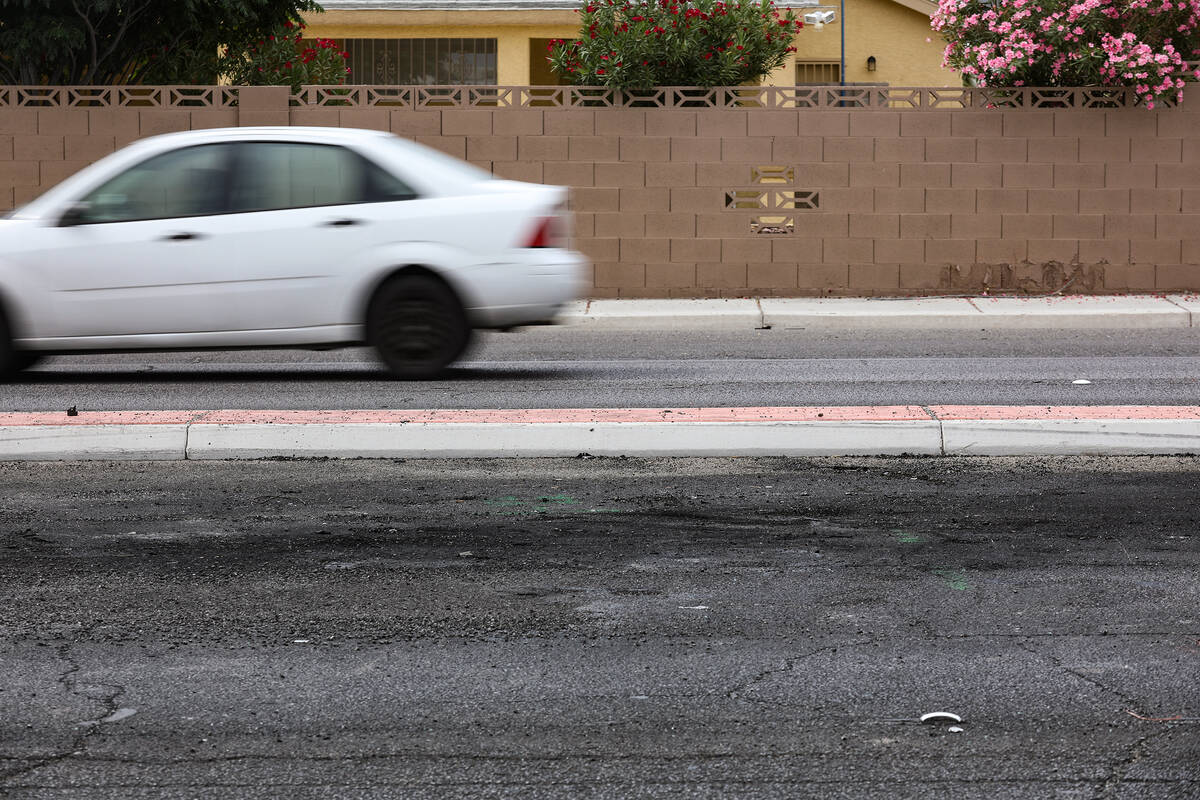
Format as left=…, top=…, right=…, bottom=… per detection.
left=3, top=86, right=1199, bottom=297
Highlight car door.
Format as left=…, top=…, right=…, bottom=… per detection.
left=217, top=140, right=419, bottom=332
left=21, top=142, right=242, bottom=339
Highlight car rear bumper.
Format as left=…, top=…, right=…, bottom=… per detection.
left=463, top=250, right=589, bottom=329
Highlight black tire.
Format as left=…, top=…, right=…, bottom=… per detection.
left=0, top=311, right=17, bottom=380
left=366, top=273, right=471, bottom=380
left=11, top=351, right=42, bottom=372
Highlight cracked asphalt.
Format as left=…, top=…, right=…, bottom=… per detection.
left=1, top=456, right=1198, bottom=798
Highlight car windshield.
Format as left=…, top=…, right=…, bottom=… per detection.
left=376, top=135, right=493, bottom=187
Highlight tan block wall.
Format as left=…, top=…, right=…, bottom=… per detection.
left=4, top=90, right=1200, bottom=297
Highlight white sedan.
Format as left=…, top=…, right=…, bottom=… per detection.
left=0, top=127, right=587, bottom=379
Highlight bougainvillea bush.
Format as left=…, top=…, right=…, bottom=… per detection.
left=932, top=0, right=1200, bottom=107
left=548, top=0, right=803, bottom=89
left=224, top=21, right=349, bottom=92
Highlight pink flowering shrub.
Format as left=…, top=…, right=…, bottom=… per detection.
left=548, top=0, right=803, bottom=89
left=932, top=0, right=1200, bottom=107
left=224, top=21, right=350, bottom=92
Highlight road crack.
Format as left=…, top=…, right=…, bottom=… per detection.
left=1098, top=729, right=1173, bottom=799
left=0, top=634, right=128, bottom=785
left=726, top=638, right=882, bottom=706
left=1016, top=640, right=1141, bottom=708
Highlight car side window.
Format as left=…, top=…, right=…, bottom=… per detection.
left=78, top=144, right=232, bottom=223
left=230, top=142, right=417, bottom=212
left=363, top=158, right=418, bottom=203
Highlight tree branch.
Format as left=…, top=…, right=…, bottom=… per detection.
left=85, top=0, right=157, bottom=84
left=69, top=0, right=101, bottom=83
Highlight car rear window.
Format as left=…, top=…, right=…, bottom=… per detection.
left=231, top=142, right=368, bottom=212
left=376, top=135, right=493, bottom=187
left=230, top=141, right=419, bottom=211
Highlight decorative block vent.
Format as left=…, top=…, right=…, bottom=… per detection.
left=725, top=190, right=768, bottom=209
left=0, top=84, right=1155, bottom=109
left=751, top=216, right=794, bottom=235
left=774, top=190, right=819, bottom=209
left=751, top=166, right=795, bottom=185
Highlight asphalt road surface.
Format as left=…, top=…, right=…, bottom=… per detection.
left=2, top=327, right=1199, bottom=411
left=2, top=456, right=1198, bottom=798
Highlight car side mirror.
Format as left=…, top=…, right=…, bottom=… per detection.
left=57, top=201, right=91, bottom=227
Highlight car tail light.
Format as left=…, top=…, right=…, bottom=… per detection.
left=523, top=214, right=569, bottom=249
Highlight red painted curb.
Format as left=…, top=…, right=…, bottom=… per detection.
left=0, top=406, right=1198, bottom=426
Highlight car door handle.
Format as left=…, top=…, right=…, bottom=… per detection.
left=163, top=232, right=203, bottom=241
left=324, top=218, right=362, bottom=227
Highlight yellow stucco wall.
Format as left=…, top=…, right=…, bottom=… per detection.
left=303, top=2, right=956, bottom=87
left=302, top=10, right=578, bottom=85
left=780, top=0, right=954, bottom=86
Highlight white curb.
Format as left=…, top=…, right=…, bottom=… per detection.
left=1166, top=294, right=1199, bottom=326
left=184, top=420, right=945, bottom=459
left=968, top=296, right=1191, bottom=328
left=941, top=419, right=1200, bottom=455
left=3, top=418, right=1200, bottom=461
left=563, top=299, right=763, bottom=330
left=0, top=425, right=189, bottom=460
left=557, top=296, right=1193, bottom=330
left=761, top=298, right=983, bottom=329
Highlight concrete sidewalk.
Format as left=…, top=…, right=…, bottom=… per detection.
left=561, top=294, right=1200, bottom=330
left=2, top=407, right=1198, bottom=460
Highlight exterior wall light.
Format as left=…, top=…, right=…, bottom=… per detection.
left=866, top=55, right=877, bottom=72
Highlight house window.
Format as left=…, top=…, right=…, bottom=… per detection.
left=529, top=39, right=566, bottom=85
left=795, top=60, right=842, bottom=85
left=341, top=39, right=497, bottom=85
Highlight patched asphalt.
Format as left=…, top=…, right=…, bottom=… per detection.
left=1, top=456, right=1198, bottom=798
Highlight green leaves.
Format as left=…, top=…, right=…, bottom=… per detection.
left=548, top=0, right=802, bottom=89
left=0, top=0, right=324, bottom=84
left=222, top=22, right=349, bottom=91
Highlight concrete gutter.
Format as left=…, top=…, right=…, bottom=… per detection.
left=562, top=294, right=1199, bottom=330
left=1, top=407, right=1198, bottom=461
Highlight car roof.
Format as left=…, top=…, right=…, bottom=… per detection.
left=8, top=125, right=500, bottom=221
left=136, top=126, right=395, bottom=149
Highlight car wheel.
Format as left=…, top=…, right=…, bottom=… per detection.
left=11, top=351, right=42, bottom=372
left=0, top=339, right=41, bottom=379
left=367, top=273, right=471, bottom=380
left=0, top=312, right=16, bottom=380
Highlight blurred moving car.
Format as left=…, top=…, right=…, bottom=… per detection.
left=0, top=127, right=587, bottom=379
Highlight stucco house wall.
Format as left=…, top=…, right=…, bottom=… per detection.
left=303, top=0, right=955, bottom=87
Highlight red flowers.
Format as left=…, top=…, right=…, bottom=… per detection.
left=226, top=20, right=350, bottom=92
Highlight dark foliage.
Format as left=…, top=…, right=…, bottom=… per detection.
left=0, top=0, right=322, bottom=84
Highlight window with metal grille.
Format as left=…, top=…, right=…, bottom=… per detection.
left=341, top=39, right=498, bottom=85
left=794, top=60, right=842, bottom=85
